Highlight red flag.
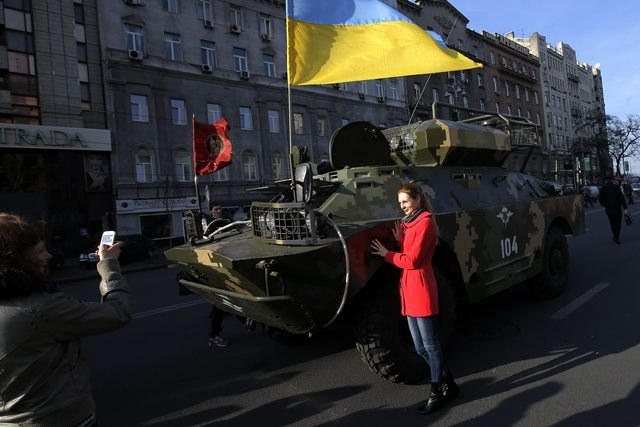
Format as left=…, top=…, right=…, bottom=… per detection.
left=193, top=117, right=233, bottom=175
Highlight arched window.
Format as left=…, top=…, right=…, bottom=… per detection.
left=243, top=150, right=258, bottom=181
left=175, top=151, right=192, bottom=182
left=272, top=151, right=285, bottom=180
left=135, top=148, right=154, bottom=183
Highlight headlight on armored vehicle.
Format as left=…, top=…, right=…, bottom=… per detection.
left=404, top=132, right=415, bottom=148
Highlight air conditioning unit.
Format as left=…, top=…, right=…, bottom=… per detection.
left=128, top=49, right=143, bottom=60
left=358, top=93, right=365, bottom=100
left=239, top=70, right=250, bottom=79
left=201, top=64, right=212, bottom=73
left=261, top=33, right=271, bottom=41
left=377, top=96, right=385, bottom=103
left=230, top=24, right=241, bottom=34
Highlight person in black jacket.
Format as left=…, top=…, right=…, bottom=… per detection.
left=599, top=176, right=629, bottom=244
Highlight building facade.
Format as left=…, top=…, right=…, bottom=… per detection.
left=97, top=0, right=407, bottom=243
left=1, top=0, right=112, bottom=253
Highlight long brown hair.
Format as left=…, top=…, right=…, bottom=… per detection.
left=398, top=182, right=431, bottom=211
left=0, top=213, right=47, bottom=298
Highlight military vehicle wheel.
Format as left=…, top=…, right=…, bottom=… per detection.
left=354, top=268, right=456, bottom=384
left=527, top=226, right=569, bottom=299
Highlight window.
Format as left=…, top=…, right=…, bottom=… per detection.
left=492, top=76, right=498, bottom=93
left=171, top=99, right=186, bottom=125
left=242, top=150, right=258, bottom=180
left=517, top=107, right=521, bottom=117
left=140, top=214, right=172, bottom=239
left=490, top=51, right=495, bottom=65
left=293, top=113, right=304, bottom=135
left=534, top=91, right=539, bottom=105
left=230, top=6, right=242, bottom=27
left=536, top=113, right=540, bottom=124
left=479, top=98, right=485, bottom=111
left=268, top=109, right=280, bottom=133
left=515, top=85, right=520, bottom=99
left=360, top=82, right=368, bottom=95
left=317, top=118, right=327, bottom=136
left=375, top=80, right=384, bottom=97
left=477, top=74, right=483, bottom=87
left=175, top=152, right=192, bottom=182
left=505, top=81, right=510, bottom=97
left=77, top=42, right=87, bottom=62
left=259, top=15, right=272, bottom=37
left=163, top=0, right=178, bottom=13
left=164, top=33, right=182, bottom=61
left=389, top=81, right=398, bottom=100
left=212, top=167, right=229, bottom=181
left=197, top=0, right=213, bottom=24
left=272, top=152, right=285, bottom=179
left=462, top=96, right=469, bottom=108
left=130, top=94, right=149, bottom=122
left=507, top=105, right=512, bottom=115
left=135, top=151, right=154, bottom=182
left=239, top=106, right=253, bottom=130
left=496, top=102, right=500, bottom=113
left=446, top=92, right=454, bottom=105
left=413, top=83, right=421, bottom=100
left=525, top=88, right=530, bottom=102
left=201, top=40, right=216, bottom=67
left=207, top=103, right=221, bottom=124
left=125, top=23, right=144, bottom=52
left=432, top=88, right=439, bottom=102
left=263, top=53, right=276, bottom=77
left=233, top=47, right=247, bottom=72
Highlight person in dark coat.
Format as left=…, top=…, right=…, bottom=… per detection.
left=599, top=176, right=629, bottom=244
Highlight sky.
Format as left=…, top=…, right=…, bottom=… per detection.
left=448, top=0, right=640, bottom=172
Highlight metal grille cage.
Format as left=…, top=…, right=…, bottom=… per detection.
left=251, top=202, right=316, bottom=245
left=382, top=122, right=422, bottom=153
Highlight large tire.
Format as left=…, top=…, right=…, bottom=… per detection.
left=527, top=226, right=569, bottom=299
left=354, top=268, right=457, bottom=384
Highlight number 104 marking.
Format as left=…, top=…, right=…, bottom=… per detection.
left=500, top=236, right=518, bottom=258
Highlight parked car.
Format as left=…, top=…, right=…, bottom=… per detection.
left=582, top=185, right=600, bottom=205
left=79, top=234, right=155, bottom=268
left=632, top=183, right=640, bottom=197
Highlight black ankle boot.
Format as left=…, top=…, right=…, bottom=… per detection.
left=441, top=369, right=459, bottom=402
left=416, top=382, right=443, bottom=415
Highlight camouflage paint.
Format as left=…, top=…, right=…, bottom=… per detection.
left=166, top=117, right=585, bottom=333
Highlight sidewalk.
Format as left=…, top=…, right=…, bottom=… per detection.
left=51, top=252, right=172, bottom=284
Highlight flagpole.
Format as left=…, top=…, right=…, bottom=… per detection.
left=285, top=0, right=297, bottom=202
left=192, top=114, right=202, bottom=214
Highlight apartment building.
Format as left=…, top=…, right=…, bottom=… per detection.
left=0, top=0, right=111, bottom=252
left=96, top=0, right=407, bottom=243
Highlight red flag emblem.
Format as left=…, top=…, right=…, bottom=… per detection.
left=193, top=117, right=232, bottom=175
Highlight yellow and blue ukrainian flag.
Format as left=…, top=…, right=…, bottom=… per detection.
left=286, top=0, right=482, bottom=86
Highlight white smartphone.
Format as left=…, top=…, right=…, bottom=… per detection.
left=100, top=230, right=116, bottom=246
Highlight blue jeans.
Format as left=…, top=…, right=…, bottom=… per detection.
left=407, top=315, right=443, bottom=382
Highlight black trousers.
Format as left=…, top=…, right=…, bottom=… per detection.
left=209, top=307, right=225, bottom=337
left=606, top=210, right=623, bottom=241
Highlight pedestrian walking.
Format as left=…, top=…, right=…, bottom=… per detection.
left=370, top=182, right=458, bottom=415
left=599, top=176, right=629, bottom=244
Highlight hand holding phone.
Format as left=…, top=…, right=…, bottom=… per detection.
left=100, top=231, right=116, bottom=246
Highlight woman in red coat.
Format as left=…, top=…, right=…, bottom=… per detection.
left=371, top=182, right=458, bottom=415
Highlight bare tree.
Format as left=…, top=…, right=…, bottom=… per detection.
left=573, top=111, right=610, bottom=182
left=606, top=115, right=640, bottom=175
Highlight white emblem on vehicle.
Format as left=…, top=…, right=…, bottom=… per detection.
left=496, top=207, right=514, bottom=225
left=219, top=295, right=244, bottom=313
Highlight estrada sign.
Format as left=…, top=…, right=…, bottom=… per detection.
left=0, top=124, right=111, bottom=152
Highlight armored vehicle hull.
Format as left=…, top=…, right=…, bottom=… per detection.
left=166, top=115, right=585, bottom=383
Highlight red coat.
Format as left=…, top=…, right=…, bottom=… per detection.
left=384, top=211, right=439, bottom=317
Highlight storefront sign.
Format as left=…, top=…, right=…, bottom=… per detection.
left=116, top=197, right=200, bottom=213
left=0, top=124, right=111, bottom=151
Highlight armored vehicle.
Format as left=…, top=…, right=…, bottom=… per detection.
left=166, top=108, right=585, bottom=383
